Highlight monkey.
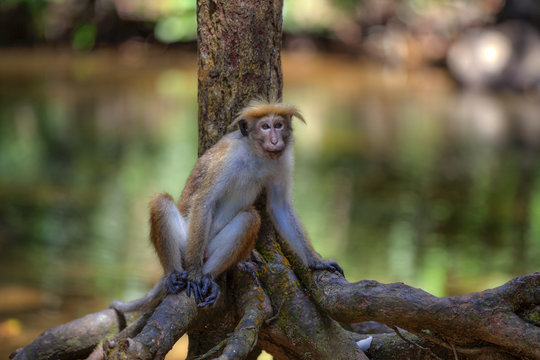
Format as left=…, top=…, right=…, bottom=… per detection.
left=110, top=98, right=343, bottom=311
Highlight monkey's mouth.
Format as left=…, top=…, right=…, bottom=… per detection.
left=267, top=150, right=283, bottom=158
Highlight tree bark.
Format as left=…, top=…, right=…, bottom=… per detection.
left=196, top=0, right=283, bottom=154
left=10, top=1, right=540, bottom=360
left=191, top=1, right=366, bottom=358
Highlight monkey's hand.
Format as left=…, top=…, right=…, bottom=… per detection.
left=165, top=270, right=189, bottom=294
left=196, top=274, right=220, bottom=308
left=184, top=274, right=219, bottom=307
left=311, top=260, right=345, bottom=276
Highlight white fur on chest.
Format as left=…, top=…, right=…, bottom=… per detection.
left=209, top=138, right=283, bottom=237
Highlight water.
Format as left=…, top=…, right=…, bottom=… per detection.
left=1, top=48, right=539, bottom=358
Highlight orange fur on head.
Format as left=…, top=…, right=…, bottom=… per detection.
left=230, top=98, right=305, bottom=130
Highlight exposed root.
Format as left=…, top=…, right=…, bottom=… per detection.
left=265, top=297, right=285, bottom=325
left=193, top=338, right=228, bottom=360
left=212, top=261, right=272, bottom=360
left=305, top=269, right=540, bottom=359
left=392, top=326, right=443, bottom=360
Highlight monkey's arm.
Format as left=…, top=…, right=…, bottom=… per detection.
left=181, top=145, right=233, bottom=279
left=182, top=169, right=228, bottom=306
left=184, top=192, right=214, bottom=279
left=267, top=179, right=344, bottom=276
left=181, top=198, right=222, bottom=306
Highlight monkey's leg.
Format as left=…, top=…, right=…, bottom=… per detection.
left=149, top=193, right=192, bottom=294
left=109, top=194, right=189, bottom=313
left=204, top=206, right=260, bottom=277
left=197, top=206, right=261, bottom=307
left=150, top=194, right=187, bottom=272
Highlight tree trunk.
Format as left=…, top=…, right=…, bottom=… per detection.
left=193, top=1, right=366, bottom=358
left=10, top=1, right=540, bottom=360
left=196, top=0, right=283, bottom=154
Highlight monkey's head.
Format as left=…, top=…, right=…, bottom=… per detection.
left=231, top=99, right=305, bottom=159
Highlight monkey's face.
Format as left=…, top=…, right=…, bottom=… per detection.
left=252, top=116, right=291, bottom=159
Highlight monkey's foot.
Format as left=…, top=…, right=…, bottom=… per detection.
left=186, top=279, right=201, bottom=301
left=166, top=271, right=189, bottom=294
left=185, top=275, right=220, bottom=307
left=197, top=275, right=220, bottom=307
left=311, top=261, right=345, bottom=276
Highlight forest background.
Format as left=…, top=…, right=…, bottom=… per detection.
left=1, top=0, right=540, bottom=358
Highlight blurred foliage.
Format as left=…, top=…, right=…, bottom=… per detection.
left=1, top=1, right=540, bottom=357
left=0, top=0, right=505, bottom=53
left=0, top=50, right=539, bottom=306
left=71, top=23, right=97, bottom=50
left=8, top=0, right=540, bottom=89
left=155, top=14, right=196, bottom=43
left=8, top=0, right=537, bottom=89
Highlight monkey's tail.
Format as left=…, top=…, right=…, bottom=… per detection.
left=109, top=277, right=167, bottom=313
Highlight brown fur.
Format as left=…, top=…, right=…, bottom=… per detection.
left=235, top=206, right=261, bottom=261
left=110, top=99, right=343, bottom=311
left=149, top=193, right=173, bottom=270
left=205, top=206, right=261, bottom=277
left=230, top=98, right=305, bottom=130
left=177, top=139, right=236, bottom=276
left=178, top=139, right=231, bottom=217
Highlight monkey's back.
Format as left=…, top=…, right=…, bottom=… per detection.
left=177, top=132, right=281, bottom=222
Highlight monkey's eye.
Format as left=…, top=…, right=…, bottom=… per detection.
left=274, top=122, right=283, bottom=129
left=262, top=123, right=270, bottom=130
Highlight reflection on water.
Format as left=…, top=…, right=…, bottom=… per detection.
left=1, top=49, right=539, bottom=357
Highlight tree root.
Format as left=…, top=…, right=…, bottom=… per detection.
left=307, top=270, right=540, bottom=359
left=268, top=226, right=540, bottom=360
left=11, top=233, right=540, bottom=360
left=10, top=309, right=121, bottom=360
left=392, top=326, right=444, bottom=360
left=103, top=290, right=198, bottom=360
left=214, top=262, right=272, bottom=360
left=193, top=338, right=228, bottom=360
left=246, top=217, right=369, bottom=360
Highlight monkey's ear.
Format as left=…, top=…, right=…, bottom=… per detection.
left=238, top=119, right=248, bottom=136
left=230, top=116, right=249, bottom=136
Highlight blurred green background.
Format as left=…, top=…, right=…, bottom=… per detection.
left=1, top=0, right=540, bottom=358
